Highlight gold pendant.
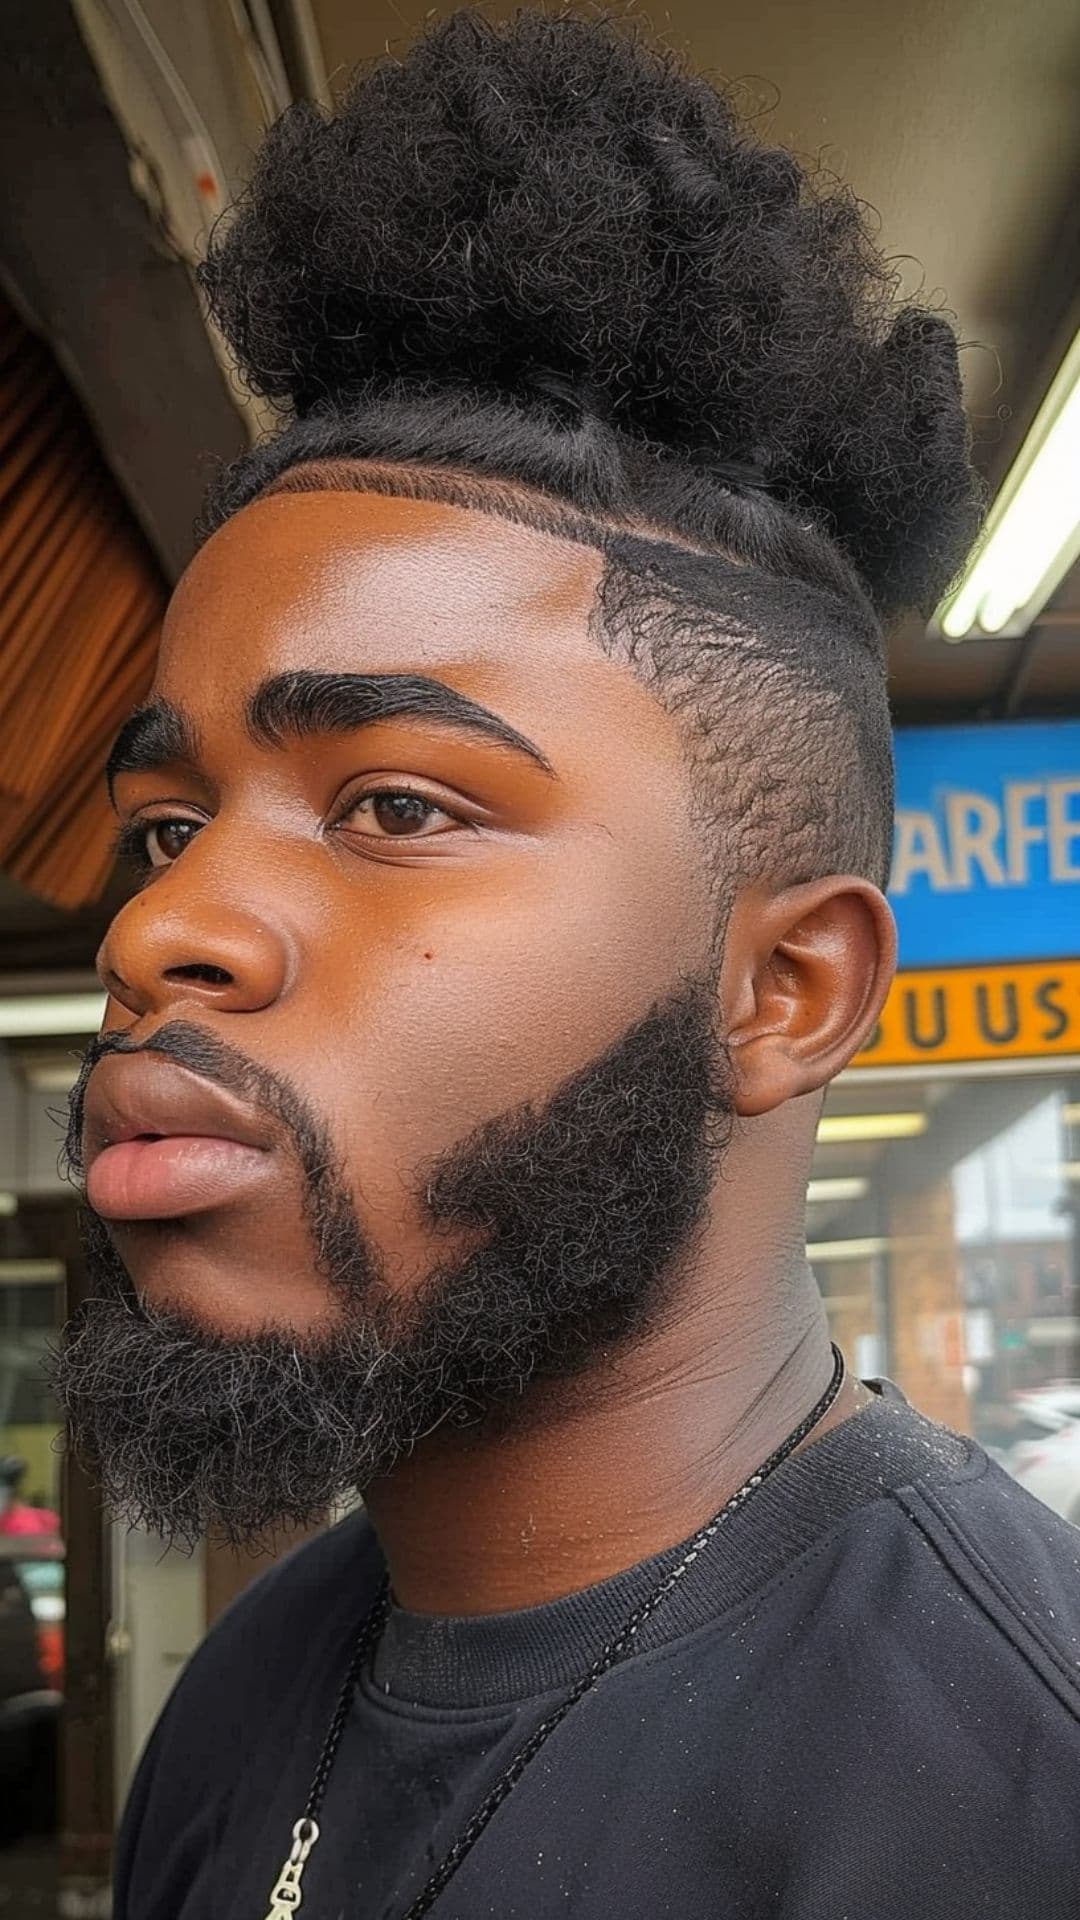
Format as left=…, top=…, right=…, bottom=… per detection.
left=263, top=1816, right=320, bottom=1917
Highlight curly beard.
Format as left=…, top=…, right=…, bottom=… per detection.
left=53, top=983, right=730, bottom=1547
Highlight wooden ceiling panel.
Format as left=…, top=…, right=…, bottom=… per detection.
left=0, top=292, right=163, bottom=911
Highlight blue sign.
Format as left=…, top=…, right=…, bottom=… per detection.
left=890, top=719, right=1080, bottom=968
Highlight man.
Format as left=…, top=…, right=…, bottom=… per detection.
left=0, top=1457, right=60, bottom=1537
left=56, top=12, right=1079, bottom=1918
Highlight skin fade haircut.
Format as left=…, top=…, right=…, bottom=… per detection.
left=54, top=9, right=982, bottom=1546
left=197, top=9, right=982, bottom=897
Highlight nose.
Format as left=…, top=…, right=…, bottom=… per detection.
left=97, top=885, right=291, bottom=1021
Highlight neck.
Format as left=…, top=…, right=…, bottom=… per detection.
left=364, top=1250, right=864, bottom=1616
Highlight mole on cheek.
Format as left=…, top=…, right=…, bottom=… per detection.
left=423, top=951, right=435, bottom=961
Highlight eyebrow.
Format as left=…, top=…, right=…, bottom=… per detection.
left=247, top=671, right=551, bottom=770
left=106, top=699, right=197, bottom=801
left=106, top=671, right=551, bottom=801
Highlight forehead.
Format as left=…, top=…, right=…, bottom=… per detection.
left=160, top=490, right=609, bottom=702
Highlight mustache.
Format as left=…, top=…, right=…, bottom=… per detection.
left=64, top=1021, right=368, bottom=1301
left=63, top=1021, right=325, bottom=1184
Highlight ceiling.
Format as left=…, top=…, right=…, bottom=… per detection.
left=0, top=0, right=1077, bottom=973
left=0, top=289, right=164, bottom=911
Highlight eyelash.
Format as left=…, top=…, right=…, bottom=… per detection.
left=113, top=818, right=176, bottom=878
left=113, top=786, right=468, bottom=877
left=331, top=788, right=461, bottom=847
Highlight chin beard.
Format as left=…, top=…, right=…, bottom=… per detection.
left=52, top=983, right=731, bottom=1547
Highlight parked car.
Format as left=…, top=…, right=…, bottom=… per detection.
left=1010, top=1383, right=1080, bottom=1431
left=13, top=1550, right=63, bottom=1691
left=0, top=1536, right=62, bottom=1845
left=1009, top=1419, right=1080, bottom=1529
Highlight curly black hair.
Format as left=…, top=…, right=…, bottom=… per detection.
left=197, top=8, right=984, bottom=893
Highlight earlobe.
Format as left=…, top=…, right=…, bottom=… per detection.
left=723, top=879, right=897, bottom=1118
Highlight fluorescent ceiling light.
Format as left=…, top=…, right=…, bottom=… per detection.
left=816, top=1113, right=927, bottom=1145
left=0, top=993, right=105, bottom=1039
left=0, top=1194, right=17, bottom=1218
left=806, top=1177, right=869, bottom=1205
left=935, top=326, right=1080, bottom=640
left=808, top=1237, right=889, bottom=1262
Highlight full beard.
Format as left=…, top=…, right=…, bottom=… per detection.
left=52, top=982, right=731, bottom=1546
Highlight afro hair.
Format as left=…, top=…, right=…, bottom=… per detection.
left=198, top=7, right=982, bottom=620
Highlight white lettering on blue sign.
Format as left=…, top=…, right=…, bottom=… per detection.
left=892, top=779, right=1080, bottom=893
left=889, top=722, right=1080, bottom=968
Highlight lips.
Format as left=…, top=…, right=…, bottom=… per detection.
left=83, top=1051, right=278, bottom=1222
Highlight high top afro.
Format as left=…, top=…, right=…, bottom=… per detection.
left=199, top=7, right=981, bottom=620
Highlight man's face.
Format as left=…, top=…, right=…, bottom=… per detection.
left=91, top=493, right=716, bottom=1328
left=58, top=490, right=728, bottom=1539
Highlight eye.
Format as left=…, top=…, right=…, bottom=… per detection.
left=117, top=816, right=203, bottom=873
left=339, top=790, right=458, bottom=840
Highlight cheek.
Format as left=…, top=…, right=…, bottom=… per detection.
left=299, top=830, right=709, bottom=1229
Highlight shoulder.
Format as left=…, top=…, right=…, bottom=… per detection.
left=841, top=1392, right=1080, bottom=1682
left=786, top=1409, right=1080, bottom=1738
left=791, top=1454, right=1080, bottom=1892
left=892, top=1445, right=1080, bottom=1704
left=693, top=1390, right=1080, bottom=1732
left=851, top=1384, right=1080, bottom=1635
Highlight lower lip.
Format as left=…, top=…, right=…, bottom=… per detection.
left=86, top=1137, right=272, bottom=1221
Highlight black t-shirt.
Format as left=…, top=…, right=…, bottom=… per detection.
left=115, top=1383, right=1080, bottom=1918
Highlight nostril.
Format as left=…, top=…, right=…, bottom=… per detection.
left=163, top=964, right=234, bottom=988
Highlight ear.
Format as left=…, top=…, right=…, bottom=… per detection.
left=720, top=878, right=896, bottom=1119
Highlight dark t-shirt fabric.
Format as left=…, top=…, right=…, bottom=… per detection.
left=115, top=1383, right=1080, bottom=1918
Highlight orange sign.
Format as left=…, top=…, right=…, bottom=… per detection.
left=853, top=960, right=1080, bottom=1069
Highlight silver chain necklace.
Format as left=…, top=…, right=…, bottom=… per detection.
left=262, top=1344, right=846, bottom=1919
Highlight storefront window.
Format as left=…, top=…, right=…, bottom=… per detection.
left=814, top=1065, right=1080, bottom=1519
left=0, top=1044, right=115, bottom=1912
left=0, top=1201, right=67, bottom=1907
